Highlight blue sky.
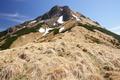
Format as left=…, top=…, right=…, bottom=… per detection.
left=0, top=0, right=120, bottom=35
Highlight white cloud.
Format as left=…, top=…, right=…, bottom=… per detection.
left=7, top=18, right=25, bottom=23
left=0, top=12, right=30, bottom=23
left=109, top=26, right=120, bottom=30
left=0, top=12, right=28, bottom=19
left=108, top=26, right=120, bottom=35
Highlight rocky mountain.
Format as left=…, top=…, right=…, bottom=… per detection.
left=0, top=5, right=101, bottom=50
left=0, top=5, right=120, bottom=80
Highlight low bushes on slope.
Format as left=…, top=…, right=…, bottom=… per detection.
left=0, top=23, right=43, bottom=50
left=78, top=23, right=120, bottom=43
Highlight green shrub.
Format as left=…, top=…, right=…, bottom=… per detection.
left=0, top=36, right=17, bottom=50
left=0, top=31, right=7, bottom=38
left=0, top=23, right=43, bottom=50
left=53, top=28, right=59, bottom=35
left=78, top=23, right=120, bottom=43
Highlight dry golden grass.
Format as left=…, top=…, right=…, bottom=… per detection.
left=0, top=23, right=120, bottom=80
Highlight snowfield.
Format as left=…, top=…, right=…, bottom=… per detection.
left=53, top=23, right=56, bottom=26
left=29, top=20, right=37, bottom=24
left=39, top=27, right=53, bottom=36
left=59, top=27, right=65, bottom=32
left=43, top=28, right=53, bottom=36
left=39, top=28, right=45, bottom=33
left=72, top=14, right=80, bottom=21
left=57, top=16, right=64, bottom=24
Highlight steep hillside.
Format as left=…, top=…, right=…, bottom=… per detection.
left=0, top=5, right=120, bottom=80
left=0, top=5, right=101, bottom=50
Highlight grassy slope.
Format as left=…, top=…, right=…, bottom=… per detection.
left=1, top=21, right=120, bottom=50
left=78, top=23, right=120, bottom=43
left=0, top=23, right=43, bottom=50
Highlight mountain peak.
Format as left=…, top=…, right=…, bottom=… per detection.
left=39, top=5, right=72, bottom=21
left=35, top=5, right=100, bottom=26
left=1, top=5, right=119, bottom=50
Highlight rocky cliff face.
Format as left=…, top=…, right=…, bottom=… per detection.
left=0, top=5, right=120, bottom=80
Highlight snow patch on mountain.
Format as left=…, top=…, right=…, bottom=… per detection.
left=72, top=14, right=80, bottom=21
left=57, top=16, right=64, bottom=24
left=39, top=27, right=54, bottom=36
left=60, top=8, right=63, bottom=11
left=23, top=26, right=26, bottom=28
left=59, top=27, right=65, bottom=32
left=53, top=23, right=56, bottom=26
left=39, top=28, right=45, bottom=33
left=29, top=20, right=37, bottom=24
left=39, top=26, right=65, bottom=36
left=43, top=28, right=53, bottom=36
